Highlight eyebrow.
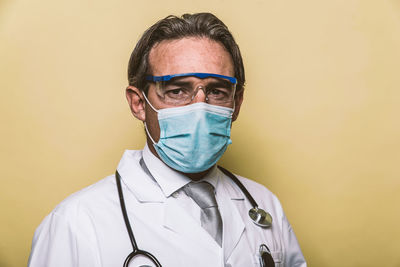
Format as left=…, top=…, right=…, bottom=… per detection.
left=164, top=80, right=192, bottom=87
left=205, top=79, right=231, bottom=88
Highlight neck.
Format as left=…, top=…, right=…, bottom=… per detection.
left=184, top=169, right=211, bottom=181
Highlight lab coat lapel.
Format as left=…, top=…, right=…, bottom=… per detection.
left=224, top=198, right=245, bottom=261
left=217, top=170, right=246, bottom=262
left=163, top=196, right=221, bottom=253
left=117, top=150, right=165, bottom=202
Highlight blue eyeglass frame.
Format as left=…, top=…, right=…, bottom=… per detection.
left=145, top=72, right=237, bottom=85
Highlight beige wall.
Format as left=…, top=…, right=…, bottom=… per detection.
left=1, top=0, right=400, bottom=266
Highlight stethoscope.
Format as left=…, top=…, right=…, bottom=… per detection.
left=115, top=165, right=274, bottom=267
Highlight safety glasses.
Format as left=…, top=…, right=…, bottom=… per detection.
left=146, top=73, right=237, bottom=107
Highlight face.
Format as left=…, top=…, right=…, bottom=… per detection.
left=126, top=37, right=243, bottom=157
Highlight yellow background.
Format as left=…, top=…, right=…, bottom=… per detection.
left=1, top=0, right=399, bottom=266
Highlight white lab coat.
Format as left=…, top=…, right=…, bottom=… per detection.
left=28, top=148, right=306, bottom=267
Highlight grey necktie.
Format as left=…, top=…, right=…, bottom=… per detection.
left=184, top=182, right=223, bottom=246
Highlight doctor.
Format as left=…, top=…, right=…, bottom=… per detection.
left=28, top=13, right=306, bottom=267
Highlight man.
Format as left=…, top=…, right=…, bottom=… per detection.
left=29, top=13, right=306, bottom=266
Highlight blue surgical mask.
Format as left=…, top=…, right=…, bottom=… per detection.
left=143, top=94, right=233, bottom=173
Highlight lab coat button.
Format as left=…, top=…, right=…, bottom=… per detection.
left=172, top=192, right=179, bottom=198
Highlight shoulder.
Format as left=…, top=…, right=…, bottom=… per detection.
left=240, top=175, right=283, bottom=209
left=235, top=174, right=276, bottom=198
left=51, top=175, right=116, bottom=218
left=29, top=175, right=119, bottom=265
left=52, top=149, right=144, bottom=218
left=228, top=172, right=282, bottom=206
left=218, top=169, right=286, bottom=224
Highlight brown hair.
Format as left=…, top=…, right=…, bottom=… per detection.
left=127, top=12, right=245, bottom=94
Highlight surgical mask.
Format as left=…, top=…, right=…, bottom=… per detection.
left=143, top=93, right=233, bottom=173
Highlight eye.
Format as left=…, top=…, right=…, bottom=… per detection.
left=207, top=87, right=230, bottom=99
left=164, top=87, right=190, bottom=99
left=209, top=88, right=224, bottom=95
left=168, top=88, right=184, bottom=95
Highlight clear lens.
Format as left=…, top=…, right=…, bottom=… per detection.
left=154, top=76, right=236, bottom=106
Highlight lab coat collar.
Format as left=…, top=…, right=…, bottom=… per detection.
left=117, top=145, right=244, bottom=202
left=142, top=143, right=191, bottom=197
left=117, top=148, right=246, bottom=257
left=116, top=149, right=165, bottom=203
left=142, top=143, right=220, bottom=197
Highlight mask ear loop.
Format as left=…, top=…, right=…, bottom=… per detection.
left=144, top=122, right=157, bottom=145
left=141, top=90, right=159, bottom=113
left=231, top=84, right=237, bottom=113
left=141, top=90, right=159, bottom=145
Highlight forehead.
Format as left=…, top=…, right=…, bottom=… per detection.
left=148, top=37, right=234, bottom=77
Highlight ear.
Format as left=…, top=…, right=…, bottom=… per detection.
left=126, top=86, right=146, bottom=122
left=232, top=90, right=244, bottom=122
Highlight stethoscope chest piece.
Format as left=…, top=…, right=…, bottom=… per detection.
left=249, top=207, right=273, bottom=228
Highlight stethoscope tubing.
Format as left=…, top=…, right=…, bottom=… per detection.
left=116, top=171, right=162, bottom=267
left=115, top=166, right=272, bottom=267
left=217, top=166, right=258, bottom=208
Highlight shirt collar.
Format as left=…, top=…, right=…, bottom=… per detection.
left=142, top=143, right=220, bottom=197
left=199, top=165, right=219, bottom=191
